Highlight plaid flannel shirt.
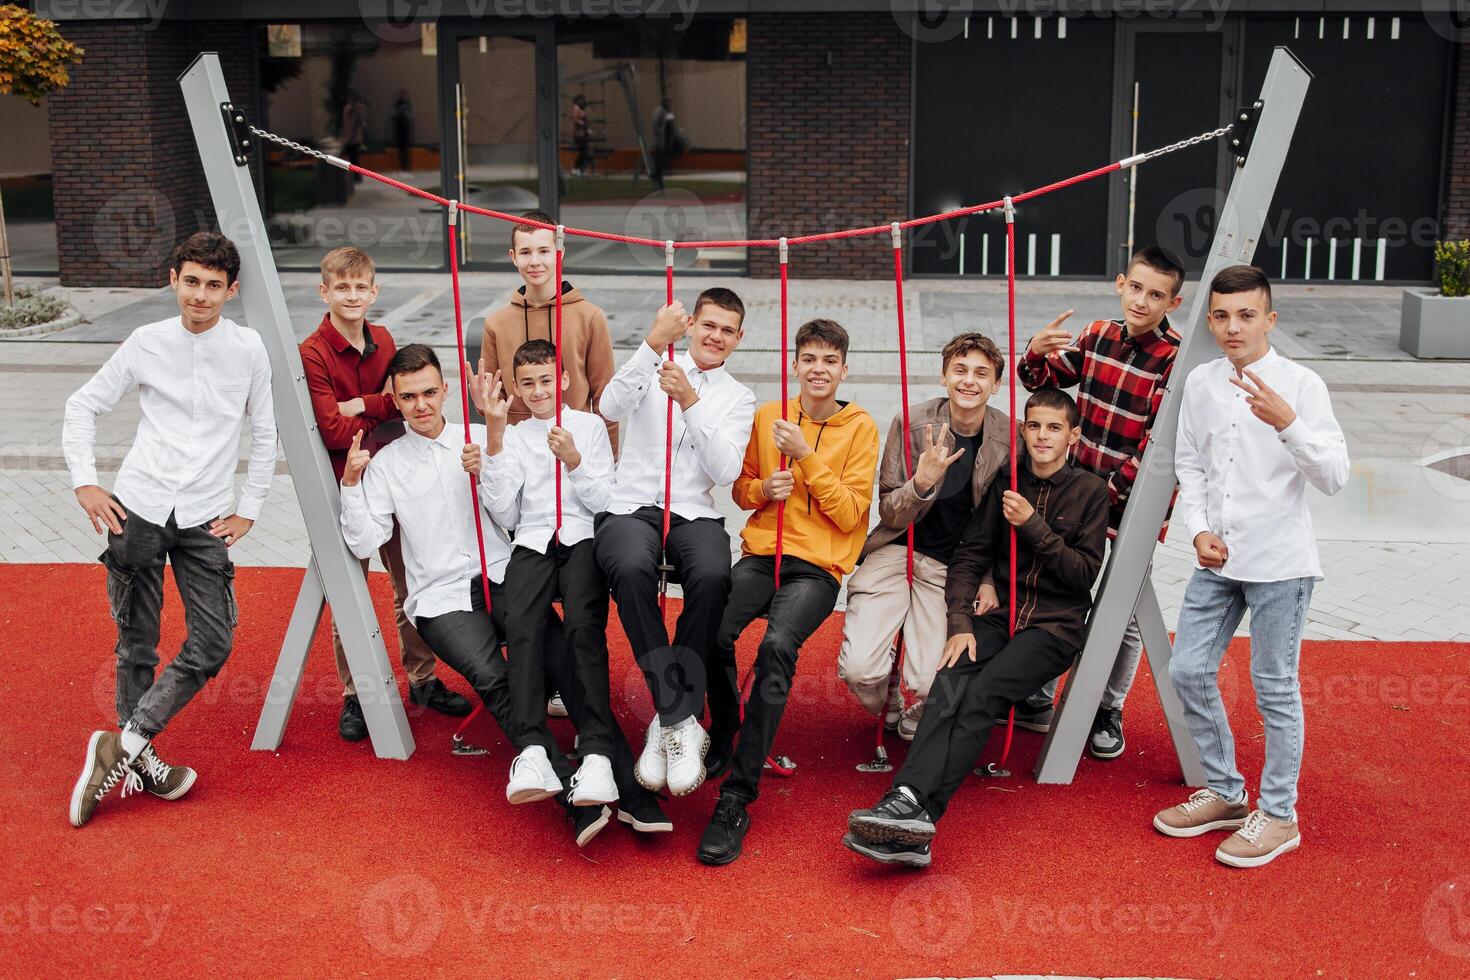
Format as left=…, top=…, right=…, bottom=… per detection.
left=1018, top=317, right=1179, bottom=538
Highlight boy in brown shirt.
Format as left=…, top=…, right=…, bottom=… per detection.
left=479, top=210, right=617, bottom=451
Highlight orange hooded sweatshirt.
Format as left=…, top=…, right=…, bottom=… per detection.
left=733, top=399, right=880, bottom=582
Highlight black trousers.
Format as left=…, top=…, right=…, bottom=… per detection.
left=895, top=615, right=1074, bottom=822
left=715, top=554, right=840, bottom=805
left=595, top=507, right=733, bottom=726
left=417, top=577, right=653, bottom=810
left=502, top=541, right=617, bottom=758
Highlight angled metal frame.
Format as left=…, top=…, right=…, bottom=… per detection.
left=180, top=52, right=415, bottom=759
left=1036, top=46, right=1313, bottom=784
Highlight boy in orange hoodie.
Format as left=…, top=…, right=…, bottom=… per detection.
left=697, top=319, right=880, bottom=867
left=479, top=210, right=618, bottom=451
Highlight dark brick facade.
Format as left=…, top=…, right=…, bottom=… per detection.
left=48, top=22, right=260, bottom=287
left=1448, top=40, right=1470, bottom=241
left=746, top=13, right=910, bottom=280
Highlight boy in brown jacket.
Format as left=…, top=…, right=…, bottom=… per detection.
left=480, top=210, right=617, bottom=451
left=836, top=333, right=1010, bottom=738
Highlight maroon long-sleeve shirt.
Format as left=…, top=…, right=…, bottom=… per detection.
left=299, top=313, right=402, bottom=480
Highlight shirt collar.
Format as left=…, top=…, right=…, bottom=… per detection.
left=404, top=419, right=458, bottom=453
left=1223, top=346, right=1279, bottom=376
left=1022, top=456, right=1073, bottom=487
left=675, top=350, right=727, bottom=384
left=320, top=313, right=379, bottom=356
left=1122, top=315, right=1173, bottom=351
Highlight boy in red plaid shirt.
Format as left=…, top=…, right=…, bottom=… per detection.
left=1016, top=245, right=1185, bottom=759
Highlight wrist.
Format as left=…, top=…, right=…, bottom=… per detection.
left=913, top=472, right=935, bottom=495
left=677, top=390, right=699, bottom=412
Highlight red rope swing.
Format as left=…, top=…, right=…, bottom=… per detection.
left=659, top=240, right=676, bottom=615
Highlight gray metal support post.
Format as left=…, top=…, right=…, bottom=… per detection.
left=179, top=53, right=415, bottom=760
left=1035, top=47, right=1312, bottom=784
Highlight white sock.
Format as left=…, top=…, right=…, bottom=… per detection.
left=120, top=726, right=149, bottom=762
left=895, top=785, right=919, bottom=805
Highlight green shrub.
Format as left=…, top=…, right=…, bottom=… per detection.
left=1435, top=239, right=1470, bottom=298
left=0, top=287, right=70, bottom=329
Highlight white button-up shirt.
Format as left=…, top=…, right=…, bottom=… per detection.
left=1174, top=348, right=1350, bottom=582
left=63, top=316, right=277, bottom=528
left=599, top=342, right=756, bottom=520
left=482, top=408, right=612, bottom=553
left=340, top=420, right=512, bottom=625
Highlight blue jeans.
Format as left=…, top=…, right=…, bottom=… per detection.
left=1169, top=567, right=1314, bottom=822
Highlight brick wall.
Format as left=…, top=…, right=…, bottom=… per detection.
left=49, top=22, right=260, bottom=287
left=746, top=14, right=911, bottom=280
left=1448, top=40, right=1470, bottom=241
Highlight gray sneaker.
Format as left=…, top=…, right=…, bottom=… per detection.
left=1089, top=706, right=1125, bottom=759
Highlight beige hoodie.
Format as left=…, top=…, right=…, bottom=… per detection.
left=480, top=281, right=617, bottom=451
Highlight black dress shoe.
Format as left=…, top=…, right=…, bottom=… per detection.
left=703, top=727, right=736, bottom=782
left=410, top=678, right=473, bottom=717
left=339, top=695, right=368, bottom=742
left=696, top=794, right=750, bottom=866
left=847, top=788, right=935, bottom=845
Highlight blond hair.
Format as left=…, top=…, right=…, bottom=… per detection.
left=320, top=246, right=375, bottom=284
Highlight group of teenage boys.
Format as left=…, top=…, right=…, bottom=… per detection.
left=64, top=218, right=1347, bottom=873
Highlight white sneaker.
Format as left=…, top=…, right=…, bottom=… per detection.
left=547, top=693, right=568, bottom=718
left=569, top=753, right=619, bottom=806
left=897, top=701, right=924, bottom=741
left=664, top=716, right=710, bottom=797
left=505, top=745, right=561, bottom=804
left=634, top=717, right=667, bottom=792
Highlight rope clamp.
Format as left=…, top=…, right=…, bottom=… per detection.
left=665, top=239, right=675, bottom=267
left=1003, top=196, right=1016, bottom=224
left=778, top=237, right=788, bottom=264
left=890, top=221, right=902, bottom=249
left=555, top=224, right=565, bottom=252
left=447, top=199, right=459, bottom=226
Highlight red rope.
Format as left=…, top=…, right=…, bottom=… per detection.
left=660, top=244, right=675, bottom=616
left=447, top=204, right=493, bottom=614
left=553, top=229, right=564, bottom=541
left=773, top=239, right=789, bottom=591
left=1000, top=198, right=1019, bottom=766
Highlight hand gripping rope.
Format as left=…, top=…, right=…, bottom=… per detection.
left=247, top=118, right=1233, bottom=766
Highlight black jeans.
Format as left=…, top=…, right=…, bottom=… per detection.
left=417, top=578, right=654, bottom=810
left=895, top=615, right=1074, bottom=822
left=595, top=507, right=733, bottom=726
left=502, top=541, right=617, bottom=758
left=102, top=504, right=238, bottom=736
left=715, top=554, right=840, bottom=805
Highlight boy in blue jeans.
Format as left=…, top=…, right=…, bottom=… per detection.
left=1152, top=265, right=1349, bottom=868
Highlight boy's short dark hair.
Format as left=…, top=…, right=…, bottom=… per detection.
left=512, top=339, right=558, bottom=375
left=940, top=332, right=1004, bottom=381
left=1025, top=387, right=1080, bottom=429
left=1209, top=264, right=1273, bottom=311
left=171, top=232, right=241, bottom=286
left=387, top=343, right=441, bottom=381
left=794, top=318, right=849, bottom=360
left=511, top=209, right=556, bottom=250
left=692, top=287, right=745, bottom=328
left=1126, top=245, right=1187, bottom=297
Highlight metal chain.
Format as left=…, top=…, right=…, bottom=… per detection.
left=1136, top=123, right=1234, bottom=164
left=248, top=125, right=337, bottom=164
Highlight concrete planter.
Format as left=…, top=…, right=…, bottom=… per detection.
left=1400, top=288, right=1470, bottom=359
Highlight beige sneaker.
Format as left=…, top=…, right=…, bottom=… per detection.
left=132, top=744, right=198, bottom=801
left=1216, top=810, right=1301, bottom=868
left=1152, top=788, right=1250, bottom=838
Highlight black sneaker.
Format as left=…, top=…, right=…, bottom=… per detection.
left=572, top=804, right=612, bottom=848
left=1009, top=696, right=1055, bottom=734
left=696, top=795, right=750, bottom=866
left=848, top=788, right=936, bottom=845
left=842, top=831, right=931, bottom=868
left=1089, top=706, right=1125, bottom=759
left=617, top=795, right=674, bottom=834
left=703, top=727, right=736, bottom=782
left=410, top=678, right=473, bottom=717
left=338, top=696, right=368, bottom=742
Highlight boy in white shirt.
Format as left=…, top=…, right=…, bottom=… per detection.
left=480, top=340, right=621, bottom=807
left=1152, top=265, right=1349, bottom=869
left=65, top=233, right=277, bottom=828
left=595, top=289, right=756, bottom=799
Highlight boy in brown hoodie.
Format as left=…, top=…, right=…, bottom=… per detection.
left=479, top=210, right=618, bottom=450
left=696, top=318, right=880, bottom=867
